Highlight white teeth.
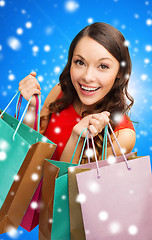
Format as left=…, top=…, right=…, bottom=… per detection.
left=81, top=85, right=99, bottom=91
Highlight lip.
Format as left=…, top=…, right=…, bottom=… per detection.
left=79, top=83, right=100, bottom=96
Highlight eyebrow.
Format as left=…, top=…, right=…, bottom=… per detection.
left=73, top=54, right=113, bottom=62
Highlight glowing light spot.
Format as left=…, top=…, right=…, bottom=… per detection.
left=61, top=195, right=66, bottom=200
left=0, top=151, right=6, bottom=161
left=59, top=142, right=63, bottom=147
left=125, top=73, right=130, bottom=80
left=32, top=45, right=39, bottom=53
left=13, top=175, right=20, bottom=181
left=85, top=148, right=94, bottom=158
left=146, top=19, right=152, bottom=26
left=0, top=44, right=2, bottom=51
left=98, top=211, right=109, bottom=221
left=37, top=75, right=44, bottom=82
left=21, top=9, right=26, bottom=14
left=54, top=66, right=61, bottom=74
left=145, top=45, right=152, bottom=52
left=109, top=221, right=121, bottom=234
left=134, top=14, right=139, bottom=19
left=41, top=136, right=48, bottom=142
left=31, top=173, right=39, bottom=181
left=124, top=40, right=130, bottom=47
left=129, top=189, right=134, bottom=194
left=37, top=166, right=41, bottom=170
left=107, top=156, right=116, bottom=164
left=30, top=201, right=38, bottom=209
left=144, top=58, right=150, bottom=64
left=120, top=61, right=126, bottom=67
left=113, top=113, right=123, bottom=123
left=54, top=127, right=61, bottom=134
left=24, top=112, right=35, bottom=123
left=68, top=167, right=75, bottom=173
left=128, top=225, right=138, bottom=235
left=88, top=180, right=100, bottom=193
left=76, top=193, right=86, bottom=203
left=45, top=26, right=53, bottom=35
left=141, top=74, right=148, bottom=81
left=44, top=45, right=51, bottom=52
left=8, top=73, right=15, bottom=81
left=0, top=0, right=5, bottom=7
left=0, top=140, right=9, bottom=150
left=25, top=21, right=32, bottom=28
left=7, top=37, right=21, bottom=51
left=49, top=218, right=53, bottom=223
left=65, top=0, right=79, bottom=12
left=57, top=208, right=62, bottom=212
left=7, top=227, right=19, bottom=238
left=87, top=18, right=94, bottom=24
left=16, top=28, right=23, bottom=35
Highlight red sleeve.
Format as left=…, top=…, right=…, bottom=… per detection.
left=114, top=114, right=135, bottom=132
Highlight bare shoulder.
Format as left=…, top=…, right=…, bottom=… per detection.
left=41, top=83, right=61, bottom=116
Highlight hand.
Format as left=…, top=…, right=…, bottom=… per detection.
left=72, top=111, right=110, bottom=138
left=19, top=72, right=41, bottom=106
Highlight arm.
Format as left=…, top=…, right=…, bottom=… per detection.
left=107, top=128, right=136, bottom=157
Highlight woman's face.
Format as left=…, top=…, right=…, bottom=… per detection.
left=70, top=36, right=120, bottom=109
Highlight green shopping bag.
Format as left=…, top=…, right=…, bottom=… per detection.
left=0, top=91, right=56, bottom=233
left=39, top=129, right=88, bottom=240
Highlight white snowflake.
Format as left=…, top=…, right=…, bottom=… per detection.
left=13, top=175, right=20, bottom=181
left=87, top=180, right=100, bottom=193
left=61, top=195, right=66, bottom=200
left=128, top=225, right=138, bottom=235
left=124, top=40, right=130, bottom=47
left=87, top=18, right=94, bottom=24
left=37, top=75, right=44, bottom=82
left=0, top=0, right=5, bottom=7
left=76, top=193, right=86, bottom=203
left=30, top=201, right=38, bottom=209
left=6, top=227, right=19, bottom=238
left=0, top=151, right=7, bottom=161
left=57, top=208, right=62, bottom=212
left=144, top=58, right=150, bottom=64
left=44, top=45, right=51, bottom=52
left=146, top=19, right=152, bottom=26
left=16, top=28, right=23, bottom=35
left=0, top=44, right=2, bottom=51
left=54, top=127, right=61, bottom=134
left=120, top=61, right=126, bottom=67
left=0, top=139, right=9, bottom=150
left=109, top=221, right=121, bottom=234
left=21, top=9, right=26, bottom=14
left=98, top=211, right=109, bottom=221
left=65, top=1, right=79, bottom=12
left=32, top=45, right=39, bottom=53
left=134, top=14, right=139, bottom=19
left=113, top=112, right=123, bottom=123
left=107, top=156, right=116, bottom=165
left=85, top=148, right=94, bottom=158
left=25, top=21, right=32, bottom=28
left=8, top=73, right=15, bottom=81
left=45, top=26, right=53, bottom=35
left=31, top=173, right=39, bottom=181
left=7, top=37, right=22, bottom=51
left=54, top=66, right=61, bottom=74
left=141, top=74, right=148, bottom=81
left=145, top=45, right=152, bottom=52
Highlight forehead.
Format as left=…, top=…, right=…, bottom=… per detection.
left=73, top=36, right=115, bottom=60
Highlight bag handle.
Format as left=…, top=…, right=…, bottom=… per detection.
left=70, top=128, right=88, bottom=165
left=15, top=94, right=40, bottom=132
left=108, top=123, right=131, bottom=170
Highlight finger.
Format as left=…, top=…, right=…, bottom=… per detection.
left=88, top=125, right=98, bottom=138
left=30, top=71, right=37, bottom=77
left=19, top=76, right=41, bottom=90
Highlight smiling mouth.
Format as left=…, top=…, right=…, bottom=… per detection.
left=80, top=84, right=100, bottom=92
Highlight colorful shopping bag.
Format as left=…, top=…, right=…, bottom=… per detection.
left=68, top=126, right=137, bottom=240
left=39, top=128, right=88, bottom=240
left=0, top=92, right=56, bottom=233
left=20, top=95, right=43, bottom=232
left=76, top=126, right=152, bottom=240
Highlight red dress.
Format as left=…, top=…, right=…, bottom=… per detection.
left=44, top=103, right=135, bottom=161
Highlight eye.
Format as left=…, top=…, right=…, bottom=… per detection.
left=99, top=64, right=109, bottom=69
left=74, top=59, right=85, bottom=66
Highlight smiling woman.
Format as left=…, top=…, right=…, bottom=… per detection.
left=19, top=22, right=135, bottom=163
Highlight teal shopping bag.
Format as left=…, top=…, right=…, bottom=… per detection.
left=0, top=92, right=56, bottom=233
left=39, top=129, right=88, bottom=240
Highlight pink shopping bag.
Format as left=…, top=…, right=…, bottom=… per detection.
left=76, top=128, right=152, bottom=240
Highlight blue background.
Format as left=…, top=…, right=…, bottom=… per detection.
left=0, top=0, right=152, bottom=239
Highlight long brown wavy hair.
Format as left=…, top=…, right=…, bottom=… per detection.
left=42, top=22, right=134, bottom=162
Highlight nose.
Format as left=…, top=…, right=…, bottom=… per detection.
left=83, top=67, right=96, bottom=82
